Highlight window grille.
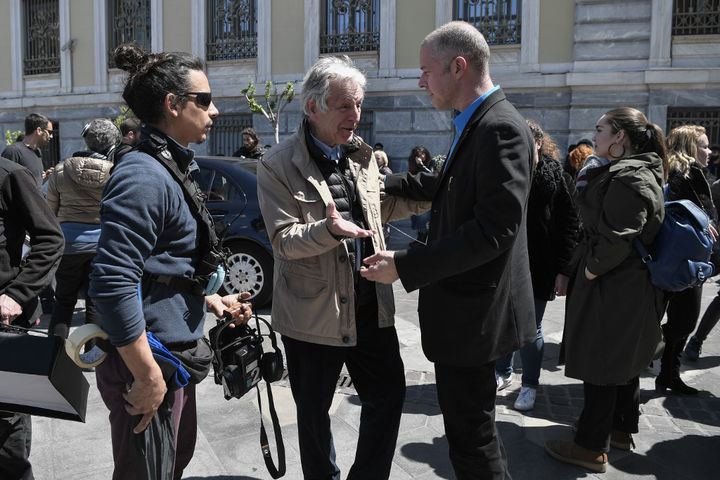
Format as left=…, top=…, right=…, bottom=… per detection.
left=673, top=0, right=720, bottom=36
left=108, top=0, right=151, bottom=68
left=208, top=114, right=254, bottom=156
left=667, top=107, right=720, bottom=146
left=320, top=0, right=380, bottom=54
left=453, top=0, right=521, bottom=45
left=40, top=121, right=60, bottom=169
left=207, top=0, right=258, bottom=61
left=23, top=0, right=60, bottom=75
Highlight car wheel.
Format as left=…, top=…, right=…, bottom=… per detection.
left=221, top=242, right=273, bottom=308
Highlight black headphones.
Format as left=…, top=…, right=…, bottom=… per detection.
left=256, top=316, right=284, bottom=383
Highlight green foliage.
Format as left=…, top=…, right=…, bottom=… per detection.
left=112, top=105, right=136, bottom=129
left=5, top=129, right=23, bottom=146
left=240, top=80, right=295, bottom=144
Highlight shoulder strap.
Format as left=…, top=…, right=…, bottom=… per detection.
left=255, top=383, right=286, bottom=478
left=135, top=136, right=220, bottom=250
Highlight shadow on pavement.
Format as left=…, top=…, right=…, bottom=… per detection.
left=682, top=354, right=720, bottom=370
left=400, top=435, right=455, bottom=480
left=184, top=477, right=263, bottom=480
left=613, top=434, right=720, bottom=479
left=345, top=385, right=443, bottom=415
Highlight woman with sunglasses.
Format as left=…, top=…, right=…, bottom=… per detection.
left=546, top=107, right=666, bottom=473
left=88, top=44, right=252, bottom=479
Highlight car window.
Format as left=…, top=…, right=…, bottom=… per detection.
left=207, top=170, right=242, bottom=202
left=196, top=166, right=214, bottom=193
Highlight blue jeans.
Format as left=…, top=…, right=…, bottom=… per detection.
left=495, top=298, right=547, bottom=387
left=411, top=211, right=430, bottom=232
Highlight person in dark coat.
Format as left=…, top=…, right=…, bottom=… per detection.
left=0, top=156, right=64, bottom=479
left=658, top=125, right=716, bottom=393
left=545, top=108, right=666, bottom=473
left=407, top=146, right=434, bottom=244
left=495, top=120, right=580, bottom=411
left=361, top=21, right=536, bottom=479
left=232, top=127, right=264, bottom=159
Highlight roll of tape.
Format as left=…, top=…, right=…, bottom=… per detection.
left=65, top=324, right=109, bottom=369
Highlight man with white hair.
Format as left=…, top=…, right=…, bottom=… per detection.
left=257, top=56, right=427, bottom=480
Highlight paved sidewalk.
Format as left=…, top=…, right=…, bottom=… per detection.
left=26, top=224, right=720, bottom=479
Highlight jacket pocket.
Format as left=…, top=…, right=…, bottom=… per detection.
left=293, top=193, right=323, bottom=223
left=280, top=266, right=328, bottom=299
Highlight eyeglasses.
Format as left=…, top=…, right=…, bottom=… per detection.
left=42, top=128, right=54, bottom=138
left=185, top=92, right=213, bottom=109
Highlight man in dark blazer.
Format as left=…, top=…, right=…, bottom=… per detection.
left=361, top=21, right=536, bottom=480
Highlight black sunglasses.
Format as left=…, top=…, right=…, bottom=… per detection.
left=185, top=91, right=212, bottom=108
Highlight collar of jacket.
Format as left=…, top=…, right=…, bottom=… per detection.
left=140, top=124, right=195, bottom=173
left=440, top=88, right=507, bottom=180
left=609, top=152, right=663, bottom=174
left=302, top=117, right=361, bottom=164
left=291, top=118, right=372, bottom=206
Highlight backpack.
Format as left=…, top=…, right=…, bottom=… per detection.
left=633, top=199, right=715, bottom=291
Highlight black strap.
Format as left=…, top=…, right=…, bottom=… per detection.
left=633, top=238, right=653, bottom=264
left=139, top=141, right=219, bottom=250
left=255, top=382, right=286, bottom=478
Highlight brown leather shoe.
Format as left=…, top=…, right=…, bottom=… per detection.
left=545, top=439, right=608, bottom=473
left=610, top=430, right=635, bottom=451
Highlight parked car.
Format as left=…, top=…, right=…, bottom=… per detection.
left=195, top=156, right=273, bottom=307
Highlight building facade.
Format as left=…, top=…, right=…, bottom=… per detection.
left=0, top=0, right=718, bottom=171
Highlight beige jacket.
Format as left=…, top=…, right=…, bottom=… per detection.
left=256, top=123, right=428, bottom=346
left=46, top=154, right=112, bottom=224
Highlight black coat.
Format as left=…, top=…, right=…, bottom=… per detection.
left=667, top=164, right=717, bottom=222
left=527, top=156, right=580, bottom=300
left=0, top=158, right=63, bottom=325
left=385, top=89, right=536, bottom=366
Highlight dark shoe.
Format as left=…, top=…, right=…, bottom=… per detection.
left=684, top=336, right=702, bottom=362
left=610, top=430, right=635, bottom=451
left=655, top=375, right=698, bottom=395
left=545, top=440, right=608, bottom=473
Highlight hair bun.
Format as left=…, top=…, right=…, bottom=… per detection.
left=113, top=43, right=148, bottom=74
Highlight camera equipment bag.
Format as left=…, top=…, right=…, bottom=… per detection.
left=634, top=199, right=715, bottom=291
left=209, top=315, right=286, bottom=478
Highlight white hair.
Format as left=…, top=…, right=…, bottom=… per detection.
left=302, top=56, right=367, bottom=115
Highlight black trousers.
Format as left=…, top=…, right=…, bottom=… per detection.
left=435, top=362, right=510, bottom=480
left=0, top=411, right=33, bottom=480
left=695, top=287, right=720, bottom=341
left=282, top=303, right=405, bottom=480
left=575, top=377, right=640, bottom=452
left=661, top=286, right=703, bottom=377
left=48, top=252, right=99, bottom=340
left=96, top=349, right=197, bottom=480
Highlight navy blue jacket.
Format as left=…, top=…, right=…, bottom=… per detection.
left=89, top=130, right=205, bottom=347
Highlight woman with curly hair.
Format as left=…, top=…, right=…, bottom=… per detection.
left=494, top=120, right=580, bottom=411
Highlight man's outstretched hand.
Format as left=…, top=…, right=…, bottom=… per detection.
left=360, top=251, right=399, bottom=284
left=326, top=202, right=375, bottom=239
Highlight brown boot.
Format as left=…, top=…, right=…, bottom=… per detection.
left=545, top=439, right=608, bottom=473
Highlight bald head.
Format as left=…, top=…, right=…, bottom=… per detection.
left=422, top=21, right=490, bottom=80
